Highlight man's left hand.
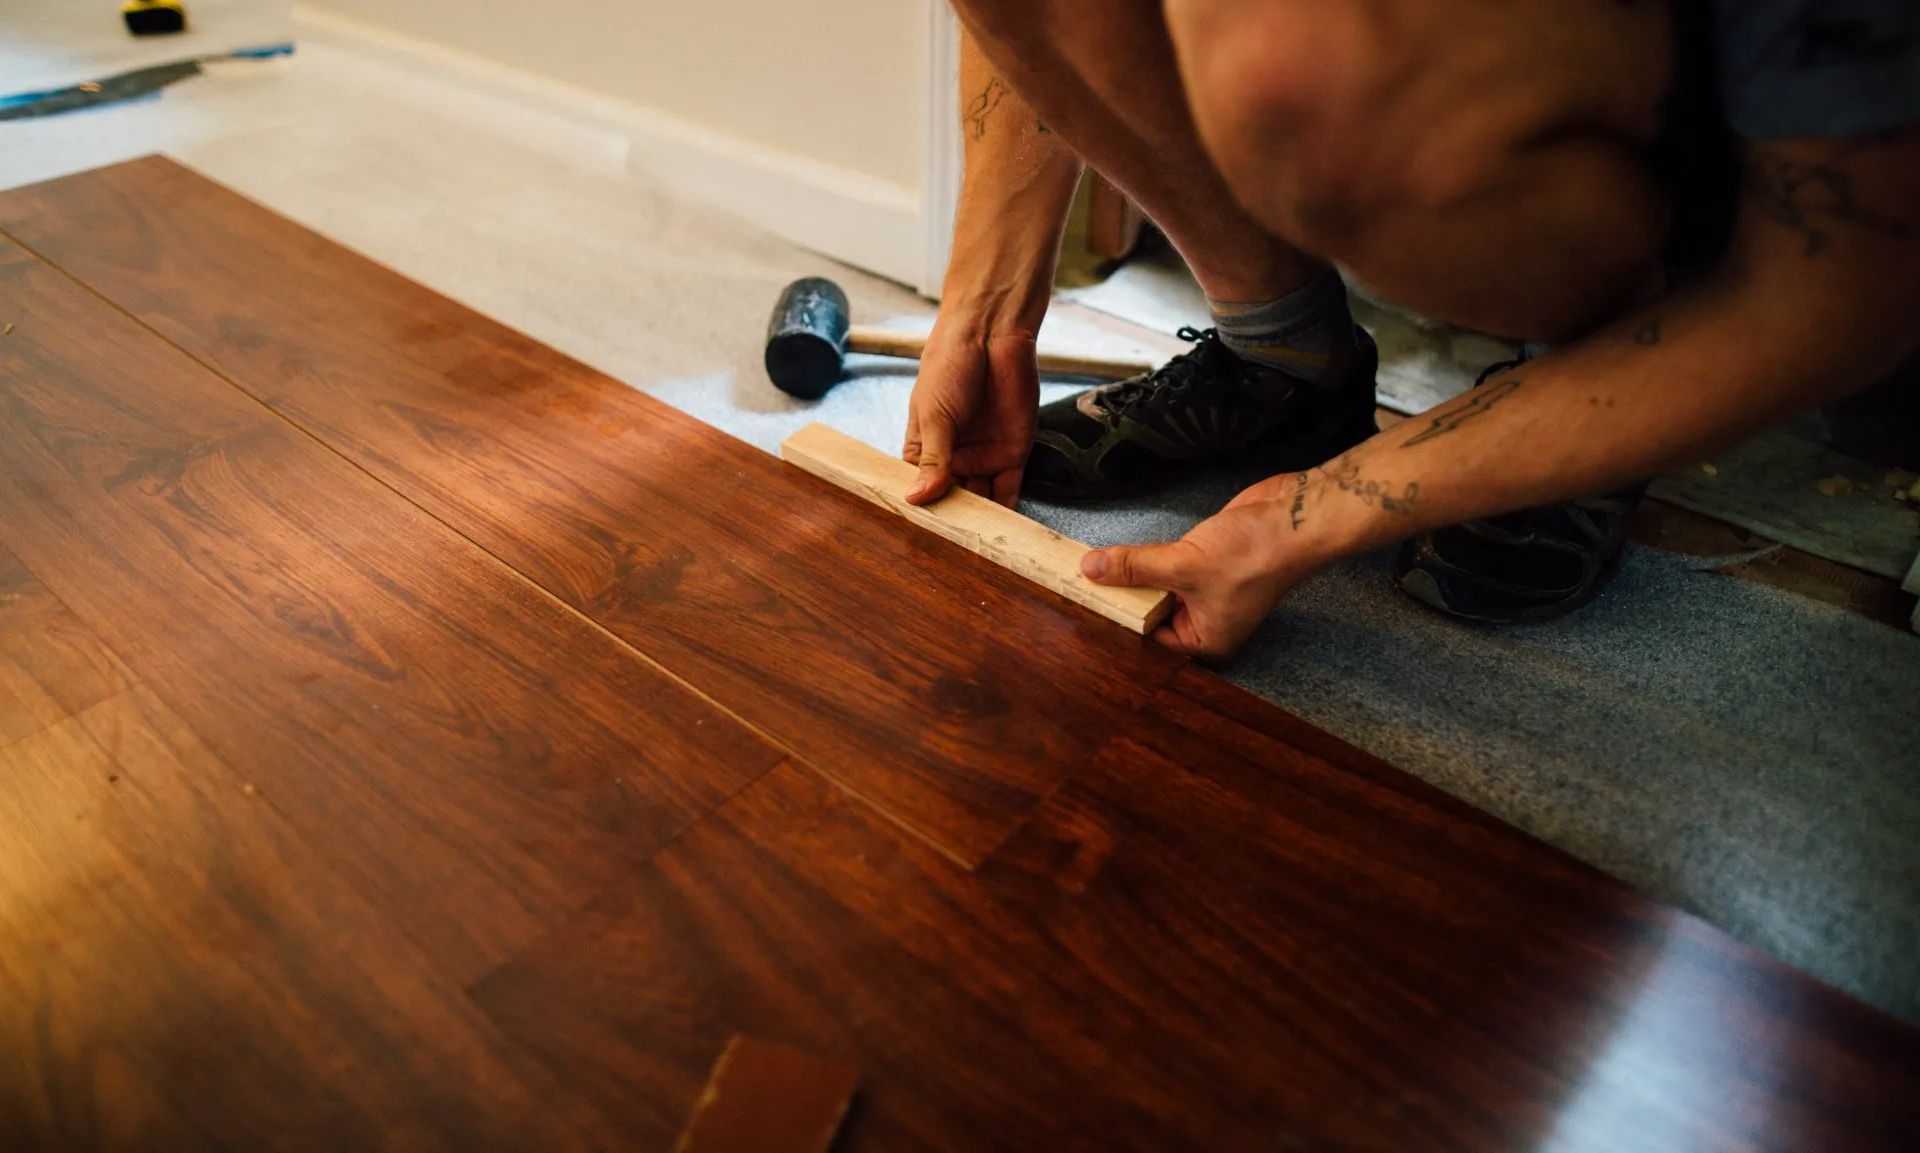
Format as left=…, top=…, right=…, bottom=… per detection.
left=1080, top=472, right=1324, bottom=661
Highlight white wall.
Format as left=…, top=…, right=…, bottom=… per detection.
left=306, top=0, right=924, bottom=190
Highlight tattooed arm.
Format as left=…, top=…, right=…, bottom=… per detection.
left=904, top=30, right=1082, bottom=507
left=1083, top=130, right=1920, bottom=658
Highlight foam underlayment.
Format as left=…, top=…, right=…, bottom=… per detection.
left=2, top=28, right=1914, bottom=1021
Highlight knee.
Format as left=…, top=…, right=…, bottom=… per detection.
left=1168, top=1, right=1502, bottom=255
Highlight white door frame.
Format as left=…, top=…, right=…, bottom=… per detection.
left=918, top=1, right=964, bottom=297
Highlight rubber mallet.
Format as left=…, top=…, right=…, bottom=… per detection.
left=763, top=276, right=1162, bottom=400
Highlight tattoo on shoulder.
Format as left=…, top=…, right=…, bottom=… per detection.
left=1745, top=146, right=1912, bottom=258
left=1399, top=376, right=1523, bottom=448
left=964, top=78, right=1009, bottom=141
left=1633, top=319, right=1661, bottom=346
left=1317, top=456, right=1419, bottom=514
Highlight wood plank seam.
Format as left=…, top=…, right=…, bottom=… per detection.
left=0, top=161, right=1194, bottom=869
left=0, top=222, right=1065, bottom=873
left=780, top=423, right=1173, bottom=634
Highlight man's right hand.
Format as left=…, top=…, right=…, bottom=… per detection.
left=903, top=324, right=1040, bottom=507
left=905, top=32, right=1082, bottom=507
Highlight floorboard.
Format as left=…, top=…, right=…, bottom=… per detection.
left=0, top=686, right=619, bottom=1150
left=0, top=156, right=1185, bottom=866
left=0, top=544, right=133, bottom=749
left=0, top=232, right=782, bottom=982
left=473, top=669, right=1920, bottom=1151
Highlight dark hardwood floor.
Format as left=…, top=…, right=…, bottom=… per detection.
left=0, top=232, right=781, bottom=984
left=0, top=158, right=1914, bottom=1150
left=475, top=671, right=1920, bottom=1152
left=0, top=156, right=1184, bottom=868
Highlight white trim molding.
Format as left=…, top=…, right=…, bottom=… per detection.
left=919, top=1, right=963, bottom=297
left=296, top=3, right=928, bottom=288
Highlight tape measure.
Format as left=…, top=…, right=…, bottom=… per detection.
left=123, top=0, right=188, bottom=36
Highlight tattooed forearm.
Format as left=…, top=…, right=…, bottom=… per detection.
left=1287, top=471, right=1309, bottom=530
left=1399, top=376, right=1523, bottom=448
left=1318, top=456, right=1419, bottom=514
left=1745, top=146, right=1912, bottom=257
left=964, top=77, right=1009, bottom=141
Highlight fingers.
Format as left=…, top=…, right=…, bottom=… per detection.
left=905, top=412, right=956, bottom=506
left=1079, top=541, right=1193, bottom=591
left=989, top=469, right=1021, bottom=510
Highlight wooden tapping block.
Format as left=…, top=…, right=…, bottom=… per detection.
left=780, top=423, right=1174, bottom=634
left=675, top=1037, right=861, bottom=1153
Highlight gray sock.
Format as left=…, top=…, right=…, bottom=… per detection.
left=1207, top=268, right=1356, bottom=388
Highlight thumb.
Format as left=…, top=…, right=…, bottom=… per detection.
left=1081, top=542, right=1190, bottom=590
left=905, top=414, right=956, bottom=506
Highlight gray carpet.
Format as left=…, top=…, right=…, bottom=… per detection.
left=8, top=30, right=1914, bottom=1022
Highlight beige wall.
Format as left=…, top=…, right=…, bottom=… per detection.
left=308, top=0, right=926, bottom=191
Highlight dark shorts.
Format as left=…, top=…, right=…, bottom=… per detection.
left=1654, top=0, right=1920, bottom=270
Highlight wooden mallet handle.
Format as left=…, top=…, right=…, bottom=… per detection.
left=845, top=325, right=1158, bottom=381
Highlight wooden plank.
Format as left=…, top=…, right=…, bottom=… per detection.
left=1628, top=500, right=1916, bottom=629
left=473, top=670, right=1920, bottom=1152
left=0, top=687, right=620, bottom=1150
left=675, top=1038, right=859, bottom=1153
left=0, top=544, right=133, bottom=748
left=0, top=156, right=1186, bottom=868
left=0, top=232, right=781, bottom=982
left=1650, top=425, right=1920, bottom=580
left=781, top=423, right=1171, bottom=634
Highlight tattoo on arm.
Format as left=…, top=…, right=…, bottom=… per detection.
left=1633, top=319, right=1661, bottom=346
left=1288, top=471, right=1309, bottom=530
left=1317, top=456, right=1419, bottom=514
left=1745, top=146, right=1912, bottom=257
left=964, top=78, right=1009, bottom=141
left=1399, top=377, right=1523, bottom=448
left=1036, top=119, right=1051, bottom=135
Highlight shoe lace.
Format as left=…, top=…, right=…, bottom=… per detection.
left=1091, top=326, right=1227, bottom=419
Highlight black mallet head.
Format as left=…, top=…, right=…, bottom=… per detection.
left=764, top=276, right=851, bottom=400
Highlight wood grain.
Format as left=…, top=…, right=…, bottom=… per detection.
left=675, top=1037, right=860, bottom=1153
left=0, top=232, right=781, bottom=982
left=781, top=423, right=1172, bottom=633
left=0, top=156, right=1185, bottom=867
left=0, top=544, right=133, bottom=748
left=475, top=671, right=1920, bottom=1152
left=0, top=686, right=619, bottom=1150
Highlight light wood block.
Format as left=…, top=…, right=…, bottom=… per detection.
left=781, top=423, right=1173, bottom=634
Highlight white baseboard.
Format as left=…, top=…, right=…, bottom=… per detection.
left=293, top=4, right=928, bottom=288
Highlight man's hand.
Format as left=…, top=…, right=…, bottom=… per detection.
left=906, top=32, right=1080, bottom=506
left=904, top=327, right=1040, bottom=507
left=1082, top=473, right=1324, bottom=660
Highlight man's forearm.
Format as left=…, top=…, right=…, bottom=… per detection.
left=941, top=30, right=1082, bottom=335
left=1281, top=134, right=1920, bottom=566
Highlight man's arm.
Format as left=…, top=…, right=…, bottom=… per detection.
left=1085, top=130, right=1920, bottom=658
left=902, top=30, right=1082, bottom=506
